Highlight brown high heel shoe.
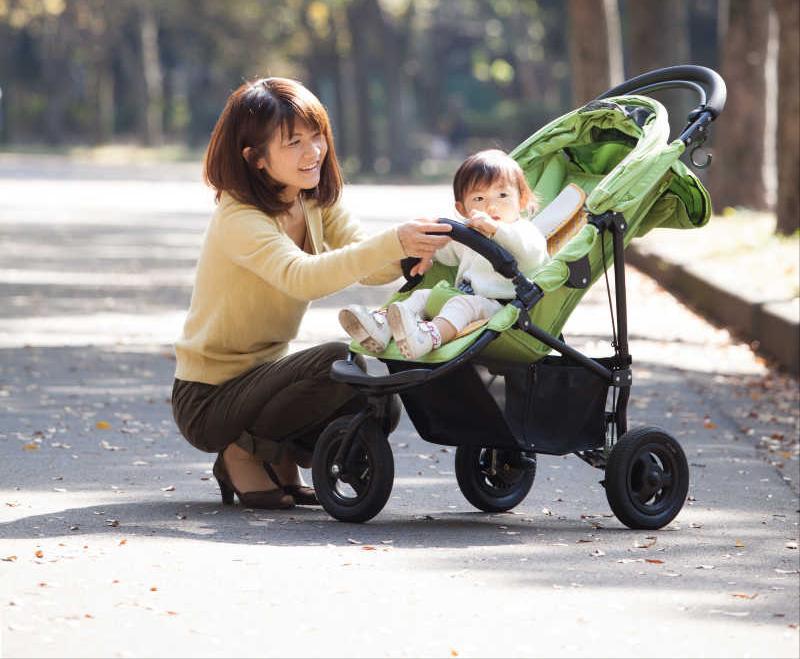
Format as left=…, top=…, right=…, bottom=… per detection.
left=263, top=462, right=320, bottom=506
left=213, top=453, right=294, bottom=509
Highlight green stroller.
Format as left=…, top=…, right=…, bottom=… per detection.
left=311, top=65, right=727, bottom=528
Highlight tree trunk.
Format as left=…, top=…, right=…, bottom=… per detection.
left=626, top=0, right=691, bottom=136
left=775, top=0, right=799, bottom=235
left=139, top=0, right=163, bottom=146
left=567, top=0, right=622, bottom=103
left=93, top=60, right=115, bottom=144
left=708, top=0, right=769, bottom=210
left=377, top=0, right=414, bottom=175
left=346, top=0, right=376, bottom=173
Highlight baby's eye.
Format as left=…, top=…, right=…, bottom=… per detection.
left=499, top=192, right=509, bottom=198
left=472, top=196, right=484, bottom=202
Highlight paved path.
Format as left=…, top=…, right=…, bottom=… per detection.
left=0, top=157, right=798, bottom=658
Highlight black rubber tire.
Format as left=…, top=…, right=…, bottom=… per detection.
left=312, top=415, right=394, bottom=523
left=605, top=426, right=689, bottom=530
left=454, top=446, right=535, bottom=513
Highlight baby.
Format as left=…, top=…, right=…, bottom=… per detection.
left=339, top=149, right=549, bottom=360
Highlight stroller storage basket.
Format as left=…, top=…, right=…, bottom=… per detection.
left=503, top=356, right=612, bottom=455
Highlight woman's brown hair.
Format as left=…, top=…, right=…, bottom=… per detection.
left=204, top=77, right=343, bottom=216
left=453, top=149, right=539, bottom=215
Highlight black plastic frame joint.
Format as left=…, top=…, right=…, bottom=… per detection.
left=611, top=368, right=633, bottom=388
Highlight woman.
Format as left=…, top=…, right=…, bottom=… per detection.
left=171, top=77, right=450, bottom=509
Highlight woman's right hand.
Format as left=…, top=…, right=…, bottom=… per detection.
left=396, top=219, right=452, bottom=263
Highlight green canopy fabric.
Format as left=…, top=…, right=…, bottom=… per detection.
left=351, top=95, right=711, bottom=363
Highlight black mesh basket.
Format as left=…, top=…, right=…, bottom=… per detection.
left=504, top=356, right=611, bottom=455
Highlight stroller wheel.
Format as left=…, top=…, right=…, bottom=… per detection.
left=604, top=426, right=689, bottom=530
left=455, top=446, right=535, bottom=513
left=311, top=415, right=394, bottom=523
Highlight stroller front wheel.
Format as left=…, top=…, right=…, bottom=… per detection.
left=312, top=415, right=394, bottom=523
left=604, top=426, right=689, bottom=530
left=455, top=446, right=536, bottom=513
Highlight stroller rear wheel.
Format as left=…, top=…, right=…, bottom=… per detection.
left=455, top=446, right=535, bottom=513
left=312, top=415, right=394, bottom=523
left=604, top=426, right=689, bottom=530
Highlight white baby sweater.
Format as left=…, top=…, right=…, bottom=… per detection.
left=434, top=218, right=549, bottom=299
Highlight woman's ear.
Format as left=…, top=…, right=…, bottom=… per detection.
left=242, top=147, right=267, bottom=170
left=455, top=201, right=467, bottom=218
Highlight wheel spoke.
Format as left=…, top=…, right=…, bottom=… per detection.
left=635, top=482, right=657, bottom=504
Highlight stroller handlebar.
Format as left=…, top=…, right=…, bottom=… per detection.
left=597, top=65, right=726, bottom=119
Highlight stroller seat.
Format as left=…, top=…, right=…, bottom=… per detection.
left=348, top=94, right=711, bottom=367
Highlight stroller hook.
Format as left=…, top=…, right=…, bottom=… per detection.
left=690, top=143, right=712, bottom=169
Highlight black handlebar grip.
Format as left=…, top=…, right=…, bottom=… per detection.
left=598, top=65, right=726, bottom=118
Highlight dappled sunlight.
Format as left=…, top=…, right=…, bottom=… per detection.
left=0, top=311, right=186, bottom=347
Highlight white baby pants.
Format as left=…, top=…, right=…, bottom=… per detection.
left=401, top=289, right=503, bottom=332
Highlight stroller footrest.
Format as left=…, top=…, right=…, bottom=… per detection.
left=331, top=359, right=433, bottom=388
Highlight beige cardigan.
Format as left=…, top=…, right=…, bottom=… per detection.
left=175, top=192, right=405, bottom=384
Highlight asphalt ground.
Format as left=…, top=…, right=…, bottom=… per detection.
left=0, top=157, right=798, bottom=658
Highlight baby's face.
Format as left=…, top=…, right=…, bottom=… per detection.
left=458, top=179, right=522, bottom=224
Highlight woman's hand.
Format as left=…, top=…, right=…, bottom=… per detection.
left=397, top=219, right=452, bottom=265
left=465, top=210, right=498, bottom=237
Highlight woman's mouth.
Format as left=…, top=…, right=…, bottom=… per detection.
left=299, top=163, right=319, bottom=173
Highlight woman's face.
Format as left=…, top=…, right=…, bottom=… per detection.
left=262, top=120, right=328, bottom=200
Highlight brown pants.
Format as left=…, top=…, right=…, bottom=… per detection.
left=171, top=342, right=366, bottom=464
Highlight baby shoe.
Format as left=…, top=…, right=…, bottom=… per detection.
left=338, top=305, right=392, bottom=353
left=387, top=303, right=441, bottom=360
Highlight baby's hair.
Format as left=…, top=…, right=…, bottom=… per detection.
left=453, top=149, right=539, bottom=215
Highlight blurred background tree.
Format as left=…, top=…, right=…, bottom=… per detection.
left=0, top=0, right=796, bottom=233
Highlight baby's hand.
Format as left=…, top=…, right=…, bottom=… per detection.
left=466, top=210, right=498, bottom=237
left=409, top=258, right=434, bottom=277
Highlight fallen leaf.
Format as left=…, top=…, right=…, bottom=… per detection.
left=362, top=546, right=376, bottom=551
left=696, top=565, right=715, bottom=570
left=105, top=519, right=119, bottom=528
left=150, top=586, right=158, bottom=592
left=119, top=539, right=127, bottom=546
left=22, top=442, right=39, bottom=451
left=734, top=540, right=745, bottom=548
left=95, top=421, right=111, bottom=430
left=731, top=593, right=758, bottom=599
left=160, top=486, right=176, bottom=492
left=34, top=550, right=43, bottom=558
left=451, top=650, right=459, bottom=657
left=590, top=549, right=606, bottom=557
left=645, top=559, right=664, bottom=564
left=785, top=541, right=798, bottom=550
left=2, top=556, right=17, bottom=562
left=703, top=418, right=717, bottom=429
left=634, top=536, right=657, bottom=549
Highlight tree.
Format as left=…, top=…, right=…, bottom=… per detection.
left=708, top=0, right=769, bottom=210
left=567, top=0, right=623, bottom=104
left=626, top=0, right=691, bottom=137
left=775, top=0, right=799, bottom=235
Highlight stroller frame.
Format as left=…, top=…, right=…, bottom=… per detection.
left=312, top=66, right=727, bottom=528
